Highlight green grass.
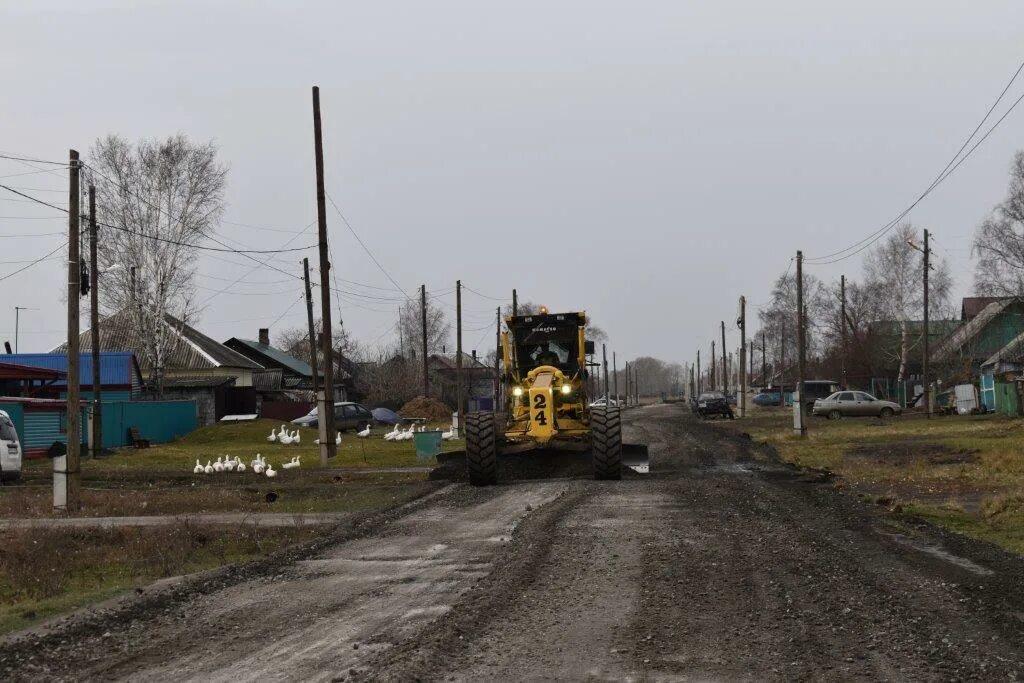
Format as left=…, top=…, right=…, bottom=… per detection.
left=728, top=406, right=1024, bottom=556
left=8, top=419, right=449, bottom=518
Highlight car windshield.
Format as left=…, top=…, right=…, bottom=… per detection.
left=699, top=392, right=723, bottom=400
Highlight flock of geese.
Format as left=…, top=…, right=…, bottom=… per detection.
left=191, top=420, right=457, bottom=477
left=192, top=453, right=300, bottom=478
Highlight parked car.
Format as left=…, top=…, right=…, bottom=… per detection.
left=589, top=397, right=621, bottom=408
left=0, top=409, right=22, bottom=482
left=291, top=402, right=374, bottom=431
left=693, top=391, right=734, bottom=419
left=800, top=380, right=841, bottom=412
left=812, top=391, right=902, bottom=419
left=752, top=390, right=783, bottom=407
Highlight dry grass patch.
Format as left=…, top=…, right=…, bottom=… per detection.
left=0, top=521, right=325, bottom=635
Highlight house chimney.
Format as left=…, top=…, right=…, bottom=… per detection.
left=472, top=350, right=477, bottom=362
left=3, top=341, right=11, bottom=354
left=259, top=328, right=270, bottom=346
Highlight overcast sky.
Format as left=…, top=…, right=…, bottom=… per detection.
left=1, top=0, right=1022, bottom=366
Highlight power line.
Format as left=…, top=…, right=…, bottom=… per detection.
left=325, top=191, right=413, bottom=302
left=461, top=283, right=506, bottom=301
left=0, top=241, right=67, bottom=283
left=0, top=152, right=68, bottom=166
left=0, top=183, right=318, bottom=254
left=806, top=56, right=1024, bottom=265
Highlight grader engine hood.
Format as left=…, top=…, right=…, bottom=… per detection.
left=527, top=370, right=557, bottom=443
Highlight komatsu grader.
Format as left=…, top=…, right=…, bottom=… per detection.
left=463, top=307, right=648, bottom=486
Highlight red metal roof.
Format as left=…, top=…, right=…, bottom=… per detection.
left=0, top=362, right=64, bottom=381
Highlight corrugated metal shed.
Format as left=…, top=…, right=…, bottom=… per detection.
left=53, top=309, right=262, bottom=372
left=1, top=352, right=141, bottom=388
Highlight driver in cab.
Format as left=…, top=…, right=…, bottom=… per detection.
left=533, top=342, right=560, bottom=367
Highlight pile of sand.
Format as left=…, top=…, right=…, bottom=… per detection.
left=398, top=396, right=453, bottom=421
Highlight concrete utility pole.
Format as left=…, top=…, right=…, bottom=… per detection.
left=739, top=295, right=746, bottom=418
left=840, top=274, right=848, bottom=389
left=311, top=86, right=336, bottom=464
left=494, top=307, right=501, bottom=410
left=696, top=350, right=701, bottom=394
left=88, top=185, right=102, bottom=459
left=795, top=250, right=806, bottom=436
left=456, top=280, right=463, bottom=427
left=923, top=230, right=931, bottom=417
left=61, top=149, right=81, bottom=513
left=420, top=284, right=429, bottom=397
left=624, top=361, right=630, bottom=406
left=303, top=258, right=319, bottom=398
left=612, top=351, right=618, bottom=403
left=721, top=321, right=728, bottom=395
left=602, top=344, right=609, bottom=400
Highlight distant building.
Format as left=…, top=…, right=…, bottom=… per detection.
left=428, top=352, right=496, bottom=412
left=0, top=352, right=143, bottom=401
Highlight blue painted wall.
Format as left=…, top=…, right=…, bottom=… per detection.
left=101, top=401, right=197, bottom=447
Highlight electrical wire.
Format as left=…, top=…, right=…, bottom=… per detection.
left=805, top=56, right=1024, bottom=265
left=0, top=241, right=67, bottom=282
left=325, top=191, right=413, bottom=303
left=269, top=294, right=306, bottom=328
left=0, top=183, right=318, bottom=254
left=0, top=153, right=68, bottom=166
left=461, top=283, right=507, bottom=301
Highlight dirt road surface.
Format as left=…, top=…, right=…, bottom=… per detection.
left=3, top=404, right=1024, bottom=681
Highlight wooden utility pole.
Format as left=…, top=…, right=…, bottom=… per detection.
left=840, top=274, right=848, bottom=389
left=739, top=295, right=746, bottom=418
left=494, top=307, right=501, bottom=410
left=710, top=341, right=716, bottom=391
left=720, top=321, right=728, bottom=395
left=312, top=86, right=336, bottom=464
left=88, top=185, right=101, bottom=459
left=602, top=344, right=609, bottom=400
left=761, top=332, right=767, bottom=387
left=420, top=284, right=429, bottom=397
left=456, top=280, right=464, bottom=425
left=779, top=320, right=786, bottom=387
left=923, top=229, right=931, bottom=418
left=512, top=288, right=518, bottom=316
left=795, top=250, right=806, bottom=436
left=62, top=149, right=81, bottom=513
left=612, top=351, right=618, bottom=403
left=302, top=258, right=319, bottom=397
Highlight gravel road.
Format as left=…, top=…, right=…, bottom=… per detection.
left=3, top=404, right=1023, bottom=681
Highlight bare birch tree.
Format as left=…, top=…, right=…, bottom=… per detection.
left=862, top=222, right=952, bottom=381
left=90, top=134, right=227, bottom=395
left=974, top=151, right=1024, bottom=295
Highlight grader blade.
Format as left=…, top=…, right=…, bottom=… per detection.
left=622, top=443, right=650, bottom=474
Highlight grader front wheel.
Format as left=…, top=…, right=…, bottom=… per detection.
left=465, top=412, right=498, bottom=486
left=591, top=406, right=622, bottom=480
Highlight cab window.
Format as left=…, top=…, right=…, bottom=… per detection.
left=854, top=392, right=873, bottom=401
left=838, top=392, right=855, bottom=401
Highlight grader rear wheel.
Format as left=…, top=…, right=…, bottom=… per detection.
left=465, top=412, right=498, bottom=486
left=591, top=406, right=622, bottom=480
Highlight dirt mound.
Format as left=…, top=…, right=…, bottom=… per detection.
left=845, top=441, right=977, bottom=465
left=398, top=396, right=452, bottom=421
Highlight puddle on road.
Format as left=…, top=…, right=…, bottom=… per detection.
left=886, top=533, right=994, bottom=576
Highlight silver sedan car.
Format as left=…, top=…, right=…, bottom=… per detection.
left=812, top=391, right=902, bottom=419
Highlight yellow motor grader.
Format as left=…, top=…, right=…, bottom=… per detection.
left=463, top=308, right=648, bottom=486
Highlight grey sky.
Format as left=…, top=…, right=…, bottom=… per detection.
left=1, top=0, right=1022, bottom=365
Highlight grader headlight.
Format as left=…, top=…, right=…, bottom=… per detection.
left=560, top=384, right=572, bottom=396
left=512, top=386, right=524, bottom=397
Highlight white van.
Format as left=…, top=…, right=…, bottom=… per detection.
left=0, top=409, right=22, bottom=482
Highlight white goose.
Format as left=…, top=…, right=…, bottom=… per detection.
left=267, top=429, right=277, bottom=443
left=278, top=430, right=294, bottom=446
left=212, top=456, right=224, bottom=473
left=282, top=456, right=300, bottom=470
left=193, top=459, right=204, bottom=474
left=357, top=424, right=371, bottom=438
left=265, top=461, right=278, bottom=478
left=335, top=431, right=342, bottom=446
left=235, top=457, right=246, bottom=473
left=441, top=425, right=455, bottom=441
left=203, top=459, right=214, bottom=475
left=291, top=430, right=301, bottom=445
left=252, top=454, right=265, bottom=474
left=383, top=424, right=400, bottom=441
left=221, top=456, right=235, bottom=472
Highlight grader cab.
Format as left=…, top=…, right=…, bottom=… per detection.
left=463, top=308, right=647, bottom=486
